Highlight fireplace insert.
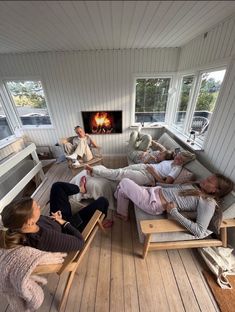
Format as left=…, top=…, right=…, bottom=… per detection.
left=82, top=111, right=122, bottom=134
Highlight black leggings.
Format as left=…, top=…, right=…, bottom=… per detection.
left=50, top=182, right=109, bottom=232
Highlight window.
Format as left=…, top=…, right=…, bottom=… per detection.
left=135, top=78, right=171, bottom=124
left=0, top=99, right=13, bottom=141
left=5, top=80, right=52, bottom=127
left=173, top=75, right=195, bottom=131
left=172, top=68, right=226, bottom=145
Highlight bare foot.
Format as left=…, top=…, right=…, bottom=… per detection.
left=85, top=164, right=93, bottom=176
left=79, top=176, right=87, bottom=194
left=114, top=212, right=128, bottom=222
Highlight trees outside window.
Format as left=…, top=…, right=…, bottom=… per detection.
left=5, top=80, right=52, bottom=127
left=172, top=68, right=226, bottom=145
left=135, top=78, right=171, bottom=124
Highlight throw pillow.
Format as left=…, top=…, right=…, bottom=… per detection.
left=174, top=168, right=196, bottom=184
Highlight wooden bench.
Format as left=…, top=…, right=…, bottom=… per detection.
left=140, top=218, right=235, bottom=259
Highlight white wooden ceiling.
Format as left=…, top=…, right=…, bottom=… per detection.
left=0, top=1, right=235, bottom=54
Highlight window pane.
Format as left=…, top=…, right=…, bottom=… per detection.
left=135, top=78, right=170, bottom=123
left=0, top=101, right=13, bottom=140
left=174, top=75, right=194, bottom=131
left=190, top=69, right=226, bottom=138
left=5, top=80, right=51, bottom=126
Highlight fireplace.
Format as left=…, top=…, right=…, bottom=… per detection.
left=82, top=111, right=122, bottom=134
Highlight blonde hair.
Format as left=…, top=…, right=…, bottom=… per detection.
left=179, top=151, right=196, bottom=165
left=178, top=173, right=234, bottom=201
left=0, top=197, right=33, bottom=249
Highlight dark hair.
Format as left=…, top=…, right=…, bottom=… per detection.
left=164, top=150, right=175, bottom=160
left=74, top=125, right=81, bottom=131
left=0, top=197, right=33, bottom=249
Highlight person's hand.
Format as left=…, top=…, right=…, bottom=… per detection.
left=146, top=165, right=155, bottom=175
left=166, top=202, right=177, bottom=213
left=50, top=211, right=66, bottom=225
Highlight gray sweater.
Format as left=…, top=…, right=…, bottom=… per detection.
left=161, top=185, right=216, bottom=238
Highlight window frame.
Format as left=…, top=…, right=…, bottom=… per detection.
left=169, top=65, right=227, bottom=147
left=131, top=73, right=176, bottom=126
left=0, top=90, right=17, bottom=145
left=3, top=77, right=54, bottom=130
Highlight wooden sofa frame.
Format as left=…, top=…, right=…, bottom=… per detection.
left=140, top=218, right=235, bottom=259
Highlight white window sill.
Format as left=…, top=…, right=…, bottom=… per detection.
left=0, top=136, right=21, bottom=149
left=166, top=126, right=204, bottom=152
left=130, top=123, right=165, bottom=129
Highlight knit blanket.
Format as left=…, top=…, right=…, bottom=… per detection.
left=0, top=246, right=66, bottom=312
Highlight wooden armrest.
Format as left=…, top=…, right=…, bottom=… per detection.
left=220, top=219, right=235, bottom=228
left=140, top=219, right=187, bottom=234
left=82, top=210, right=103, bottom=240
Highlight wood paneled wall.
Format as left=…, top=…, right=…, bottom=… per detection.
left=178, top=15, right=235, bottom=182
left=0, top=48, right=179, bottom=154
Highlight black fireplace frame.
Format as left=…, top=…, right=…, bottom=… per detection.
left=81, top=110, right=123, bottom=134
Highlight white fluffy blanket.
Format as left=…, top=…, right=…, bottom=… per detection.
left=70, top=169, right=118, bottom=210
left=0, top=246, right=66, bottom=312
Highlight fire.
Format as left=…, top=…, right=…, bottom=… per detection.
left=94, top=112, right=111, bottom=127
left=91, top=112, right=113, bottom=134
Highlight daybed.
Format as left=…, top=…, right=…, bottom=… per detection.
left=134, top=133, right=235, bottom=258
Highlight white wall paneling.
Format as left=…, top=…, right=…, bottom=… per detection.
left=0, top=48, right=179, bottom=153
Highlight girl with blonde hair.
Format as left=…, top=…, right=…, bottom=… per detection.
left=114, top=174, right=233, bottom=237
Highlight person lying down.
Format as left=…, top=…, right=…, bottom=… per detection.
left=114, top=174, right=233, bottom=238
left=85, top=151, right=196, bottom=186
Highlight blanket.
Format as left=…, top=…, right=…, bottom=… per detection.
left=0, top=246, right=66, bottom=312
left=70, top=169, right=117, bottom=210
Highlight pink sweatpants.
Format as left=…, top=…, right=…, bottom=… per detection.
left=114, top=178, right=164, bottom=218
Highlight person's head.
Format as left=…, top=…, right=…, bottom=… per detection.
left=74, top=126, right=86, bottom=138
left=173, top=151, right=196, bottom=166
left=155, top=150, right=174, bottom=163
left=0, top=197, right=40, bottom=249
left=199, top=174, right=234, bottom=198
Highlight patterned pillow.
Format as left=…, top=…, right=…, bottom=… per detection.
left=174, top=168, right=195, bottom=184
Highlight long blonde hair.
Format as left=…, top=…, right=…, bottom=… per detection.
left=180, top=151, right=196, bottom=165
left=178, top=173, right=234, bottom=201
left=0, top=197, right=33, bottom=249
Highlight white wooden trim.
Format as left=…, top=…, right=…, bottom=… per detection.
left=0, top=143, right=45, bottom=211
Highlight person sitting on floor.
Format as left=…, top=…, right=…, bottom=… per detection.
left=114, top=175, right=233, bottom=239
left=85, top=151, right=196, bottom=186
left=65, top=125, right=98, bottom=167
left=0, top=180, right=112, bottom=253
left=128, top=130, right=173, bottom=164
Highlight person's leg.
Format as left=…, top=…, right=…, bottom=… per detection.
left=64, top=142, right=75, bottom=155
left=115, top=178, right=161, bottom=217
left=129, top=131, right=139, bottom=149
left=136, top=133, right=152, bottom=151
left=49, top=182, right=82, bottom=226
left=76, top=197, right=109, bottom=232
left=83, top=143, right=93, bottom=161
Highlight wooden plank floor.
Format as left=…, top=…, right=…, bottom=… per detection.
left=0, top=159, right=219, bottom=312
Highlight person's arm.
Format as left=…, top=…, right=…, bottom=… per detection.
left=146, top=165, right=166, bottom=183
left=166, top=199, right=215, bottom=237
left=86, top=134, right=98, bottom=148
left=37, top=226, right=84, bottom=252
left=146, top=165, right=175, bottom=184
left=151, top=140, right=166, bottom=152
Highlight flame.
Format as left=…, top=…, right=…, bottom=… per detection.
left=93, top=112, right=111, bottom=127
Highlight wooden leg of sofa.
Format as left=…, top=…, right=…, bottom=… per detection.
left=220, top=227, right=227, bottom=247
left=142, top=234, right=151, bottom=259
